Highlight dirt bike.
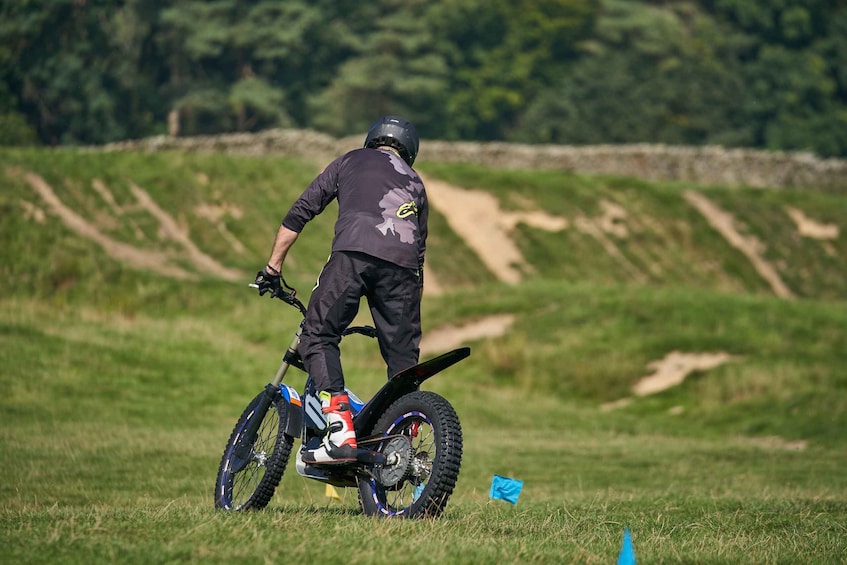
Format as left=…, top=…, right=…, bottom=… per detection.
left=214, top=283, right=469, bottom=518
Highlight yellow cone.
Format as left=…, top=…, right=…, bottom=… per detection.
left=325, top=484, right=341, bottom=501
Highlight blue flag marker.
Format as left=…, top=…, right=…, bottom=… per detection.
left=489, top=475, right=523, bottom=505
left=617, top=528, right=636, bottom=565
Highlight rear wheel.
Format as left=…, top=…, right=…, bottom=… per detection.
left=358, top=391, right=462, bottom=518
left=215, top=391, right=294, bottom=510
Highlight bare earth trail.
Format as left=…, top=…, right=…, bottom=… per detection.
left=15, top=169, right=245, bottom=282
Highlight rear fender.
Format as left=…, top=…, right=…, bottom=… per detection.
left=353, top=347, right=470, bottom=436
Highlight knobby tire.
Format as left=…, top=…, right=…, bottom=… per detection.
left=358, top=391, right=462, bottom=519
left=215, top=391, right=294, bottom=511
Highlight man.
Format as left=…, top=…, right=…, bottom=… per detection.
left=254, top=116, right=427, bottom=465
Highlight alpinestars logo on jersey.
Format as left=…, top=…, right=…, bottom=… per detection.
left=396, top=201, right=418, bottom=219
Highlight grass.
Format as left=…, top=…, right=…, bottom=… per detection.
left=5, top=499, right=845, bottom=563
left=3, top=285, right=846, bottom=563
left=425, top=281, right=847, bottom=443
left=2, top=147, right=846, bottom=563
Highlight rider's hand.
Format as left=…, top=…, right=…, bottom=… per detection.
left=255, top=266, right=281, bottom=297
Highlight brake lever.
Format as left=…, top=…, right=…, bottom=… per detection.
left=249, top=282, right=306, bottom=315
left=271, top=286, right=292, bottom=301
left=248, top=283, right=287, bottom=299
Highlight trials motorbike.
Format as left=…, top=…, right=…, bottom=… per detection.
left=214, top=284, right=468, bottom=518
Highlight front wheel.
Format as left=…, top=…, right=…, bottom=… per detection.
left=358, top=391, right=462, bottom=518
left=215, top=391, right=294, bottom=510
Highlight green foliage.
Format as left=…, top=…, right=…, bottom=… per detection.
left=309, top=0, right=450, bottom=136
left=0, top=112, right=38, bottom=145
left=709, top=0, right=831, bottom=46
left=515, top=0, right=756, bottom=146
left=157, top=1, right=291, bottom=134
left=0, top=0, right=162, bottom=143
left=430, top=0, right=599, bottom=140
left=742, top=45, right=847, bottom=155
left=227, top=77, right=289, bottom=131
left=4, top=0, right=847, bottom=154
left=443, top=0, right=847, bottom=153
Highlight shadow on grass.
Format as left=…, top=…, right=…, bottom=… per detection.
left=267, top=503, right=364, bottom=518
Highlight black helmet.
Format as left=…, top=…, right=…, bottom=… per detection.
left=364, top=115, right=419, bottom=166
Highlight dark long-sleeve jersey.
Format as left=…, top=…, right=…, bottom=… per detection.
left=282, top=147, right=428, bottom=271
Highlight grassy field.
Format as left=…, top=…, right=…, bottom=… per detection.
left=1, top=148, right=846, bottom=563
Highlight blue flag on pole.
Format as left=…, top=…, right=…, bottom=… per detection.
left=489, top=475, right=523, bottom=504
left=617, top=528, right=636, bottom=565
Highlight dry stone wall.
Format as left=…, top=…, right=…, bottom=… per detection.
left=101, top=129, right=847, bottom=192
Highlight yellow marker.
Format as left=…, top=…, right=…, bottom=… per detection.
left=325, top=484, right=341, bottom=501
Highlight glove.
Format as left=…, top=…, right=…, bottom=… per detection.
left=255, top=266, right=281, bottom=297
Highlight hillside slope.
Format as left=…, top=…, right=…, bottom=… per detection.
left=4, top=149, right=845, bottom=303
left=419, top=162, right=847, bottom=301
left=2, top=147, right=846, bottom=443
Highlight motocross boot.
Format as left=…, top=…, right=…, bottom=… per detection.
left=302, top=391, right=358, bottom=465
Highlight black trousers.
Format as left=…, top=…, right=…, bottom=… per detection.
left=299, top=251, right=422, bottom=393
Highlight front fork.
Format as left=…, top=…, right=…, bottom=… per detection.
left=232, top=325, right=303, bottom=466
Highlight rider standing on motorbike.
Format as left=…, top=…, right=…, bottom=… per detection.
left=254, top=116, right=427, bottom=465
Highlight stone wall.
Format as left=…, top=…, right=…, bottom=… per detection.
left=101, top=129, right=847, bottom=192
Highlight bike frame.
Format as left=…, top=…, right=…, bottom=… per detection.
left=235, top=287, right=469, bottom=483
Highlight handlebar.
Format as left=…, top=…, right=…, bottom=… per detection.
left=249, top=283, right=307, bottom=315
left=249, top=283, right=377, bottom=339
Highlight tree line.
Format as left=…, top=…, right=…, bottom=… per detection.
left=2, top=0, right=846, bottom=157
